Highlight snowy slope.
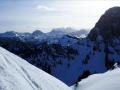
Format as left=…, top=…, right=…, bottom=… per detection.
left=72, top=68, right=120, bottom=90
left=0, top=47, right=72, bottom=90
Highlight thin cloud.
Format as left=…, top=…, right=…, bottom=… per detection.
left=36, top=5, right=56, bottom=11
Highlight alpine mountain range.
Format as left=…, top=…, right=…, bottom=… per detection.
left=0, top=7, right=120, bottom=87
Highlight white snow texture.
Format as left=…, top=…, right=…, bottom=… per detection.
left=72, top=68, right=120, bottom=90
left=0, top=47, right=72, bottom=90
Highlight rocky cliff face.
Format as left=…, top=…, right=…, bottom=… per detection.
left=88, top=7, right=120, bottom=42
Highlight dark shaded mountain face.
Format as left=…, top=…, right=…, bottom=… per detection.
left=0, top=37, right=78, bottom=73
left=0, top=7, right=120, bottom=86
left=32, top=30, right=44, bottom=36
left=88, top=7, right=120, bottom=42
left=87, top=7, right=120, bottom=70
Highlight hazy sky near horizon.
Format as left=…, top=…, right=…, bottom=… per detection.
left=0, top=0, right=120, bottom=33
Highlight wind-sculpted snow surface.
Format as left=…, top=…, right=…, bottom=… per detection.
left=0, top=47, right=72, bottom=90
left=72, top=68, right=120, bottom=90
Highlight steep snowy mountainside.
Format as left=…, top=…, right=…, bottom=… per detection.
left=72, top=68, right=120, bottom=90
left=0, top=47, right=72, bottom=90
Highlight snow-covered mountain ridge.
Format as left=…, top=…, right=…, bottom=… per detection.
left=0, top=47, right=72, bottom=90
left=0, top=28, right=88, bottom=42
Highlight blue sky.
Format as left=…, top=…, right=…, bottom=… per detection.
left=0, top=0, right=119, bottom=32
